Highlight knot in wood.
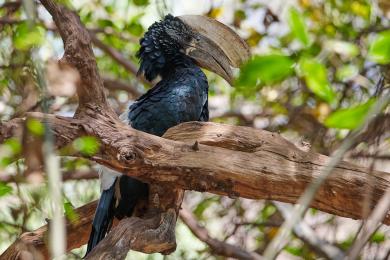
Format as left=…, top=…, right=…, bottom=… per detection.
left=191, top=141, right=199, bottom=151
left=120, top=150, right=137, bottom=163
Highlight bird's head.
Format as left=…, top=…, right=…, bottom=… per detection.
left=137, top=14, right=250, bottom=85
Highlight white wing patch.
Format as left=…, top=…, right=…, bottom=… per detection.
left=98, top=109, right=131, bottom=191
left=99, top=166, right=122, bottom=191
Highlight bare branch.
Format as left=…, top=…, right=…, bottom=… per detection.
left=90, top=34, right=150, bottom=86
left=0, top=17, right=21, bottom=25
left=0, top=170, right=98, bottom=183
left=0, top=201, right=98, bottom=259
left=103, top=77, right=142, bottom=98
left=2, top=115, right=390, bottom=226
left=347, top=188, right=390, bottom=259
left=274, top=202, right=345, bottom=259
left=39, top=0, right=111, bottom=114
left=180, top=207, right=263, bottom=260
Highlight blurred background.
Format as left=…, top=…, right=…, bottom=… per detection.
left=0, top=0, right=389, bottom=259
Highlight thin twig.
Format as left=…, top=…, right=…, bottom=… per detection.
left=347, top=188, right=390, bottom=259
left=350, top=152, right=390, bottom=161
left=273, top=202, right=345, bottom=259
left=103, top=77, right=142, bottom=97
left=90, top=33, right=150, bottom=86
left=179, top=207, right=263, bottom=260
left=0, top=170, right=98, bottom=182
left=0, top=17, right=22, bottom=24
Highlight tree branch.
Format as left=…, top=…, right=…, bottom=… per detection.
left=179, top=207, right=263, bottom=260
left=347, top=188, right=390, bottom=259
left=0, top=201, right=98, bottom=259
left=39, top=0, right=111, bottom=114
left=0, top=170, right=98, bottom=183
left=86, top=209, right=177, bottom=259
left=90, top=34, right=150, bottom=86
left=2, top=115, right=389, bottom=226
left=273, top=202, right=344, bottom=259
left=103, top=77, right=142, bottom=98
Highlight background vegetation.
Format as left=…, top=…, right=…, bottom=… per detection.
left=0, top=0, right=389, bottom=259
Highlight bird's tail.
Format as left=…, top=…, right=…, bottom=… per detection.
left=85, top=179, right=117, bottom=256
left=85, top=175, right=148, bottom=256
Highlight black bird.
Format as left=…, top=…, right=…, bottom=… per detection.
left=86, top=14, right=249, bottom=255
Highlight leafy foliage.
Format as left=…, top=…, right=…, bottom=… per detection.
left=368, top=30, right=390, bottom=64
left=298, top=57, right=335, bottom=103
left=72, top=136, right=100, bottom=156
left=288, top=7, right=310, bottom=47
left=325, top=99, right=375, bottom=129
left=0, top=182, right=12, bottom=197
left=237, top=54, right=294, bottom=88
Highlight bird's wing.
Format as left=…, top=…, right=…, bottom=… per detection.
left=128, top=68, right=208, bottom=136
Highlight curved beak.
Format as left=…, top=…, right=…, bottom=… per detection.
left=178, top=15, right=250, bottom=86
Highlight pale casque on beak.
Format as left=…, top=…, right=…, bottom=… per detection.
left=177, top=15, right=250, bottom=85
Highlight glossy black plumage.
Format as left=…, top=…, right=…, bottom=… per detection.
left=129, top=61, right=208, bottom=136
left=86, top=14, right=209, bottom=255
left=86, top=180, right=116, bottom=252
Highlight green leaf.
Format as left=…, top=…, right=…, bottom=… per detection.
left=325, top=40, right=359, bottom=58
left=339, top=236, right=354, bottom=250
left=56, top=0, right=73, bottom=8
left=64, top=201, right=79, bottom=223
left=4, top=138, right=22, bottom=154
left=73, top=136, right=100, bottom=156
left=325, top=99, right=375, bottom=129
left=133, top=0, right=149, bottom=6
left=13, top=22, right=45, bottom=50
left=125, top=22, right=144, bottom=36
left=370, top=231, right=386, bottom=244
left=26, top=118, right=44, bottom=136
left=0, top=138, right=21, bottom=168
left=193, top=196, right=219, bottom=220
left=288, top=7, right=310, bottom=47
left=351, top=1, right=371, bottom=19
left=237, top=54, right=294, bottom=87
left=285, top=246, right=303, bottom=256
left=97, top=19, right=116, bottom=28
left=299, top=58, right=335, bottom=103
left=368, top=30, right=390, bottom=64
left=261, top=204, right=276, bottom=219
left=336, top=64, right=358, bottom=82
left=0, top=157, right=12, bottom=168
left=0, top=182, right=12, bottom=197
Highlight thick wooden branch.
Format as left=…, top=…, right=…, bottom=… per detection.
left=85, top=184, right=185, bottom=258
left=39, top=0, right=112, bottom=114
left=86, top=210, right=177, bottom=259
left=2, top=114, right=390, bottom=226
left=89, top=118, right=390, bottom=225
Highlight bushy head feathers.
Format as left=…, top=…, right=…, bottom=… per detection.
left=137, top=14, right=194, bottom=81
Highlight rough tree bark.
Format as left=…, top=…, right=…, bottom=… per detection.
left=1, top=0, right=389, bottom=259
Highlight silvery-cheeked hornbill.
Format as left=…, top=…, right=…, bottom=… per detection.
left=86, top=14, right=250, bottom=255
